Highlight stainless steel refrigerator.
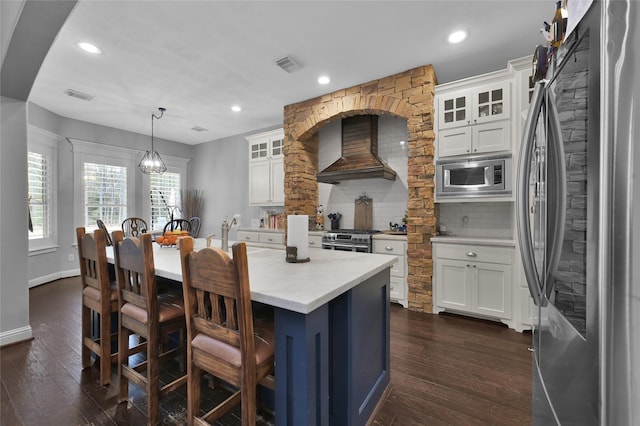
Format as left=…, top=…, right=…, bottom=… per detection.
left=516, top=1, right=639, bottom=425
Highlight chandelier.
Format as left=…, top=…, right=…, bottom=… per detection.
left=138, top=107, right=167, bottom=174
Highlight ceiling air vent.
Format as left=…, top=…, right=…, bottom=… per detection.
left=191, top=126, right=208, bottom=132
left=64, top=89, right=93, bottom=101
left=275, top=56, right=301, bottom=73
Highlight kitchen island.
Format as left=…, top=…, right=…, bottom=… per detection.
left=107, top=238, right=396, bottom=425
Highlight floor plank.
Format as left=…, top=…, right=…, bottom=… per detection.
left=0, top=277, right=531, bottom=425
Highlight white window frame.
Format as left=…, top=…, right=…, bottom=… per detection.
left=27, top=127, right=59, bottom=254
left=149, top=170, right=182, bottom=232
left=142, top=157, right=189, bottom=230
left=72, top=140, right=137, bottom=235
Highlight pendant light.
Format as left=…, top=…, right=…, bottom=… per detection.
left=138, top=107, right=167, bottom=174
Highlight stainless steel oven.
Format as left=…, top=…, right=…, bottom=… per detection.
left=436, top=154, right=512, bottom=198
left=321, top=230, right=378, bottom=253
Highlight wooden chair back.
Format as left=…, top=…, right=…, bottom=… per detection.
left=77, top=227, right=111, bottom=296
left=121, top=217, right=148, bottom=237
left=96, top=219, right=113, bottom=246
left=163, top=218, right=191, bottom=234
left=188, top=216, right=201, bottom=237
left=111, top=230, right=157, bottom=319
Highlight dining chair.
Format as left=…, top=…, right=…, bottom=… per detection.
left=121, top=217, right=148, bottom=237
left=162, top=219, right=191, bottom=234
left=188, top=216, right=201, bottom=238
left=112, top=230, right=187, bottom=425
left=76, top=227, right=119, bottom=386
left=179, top=238, right=275, bottom=425
left=96, top=219, right=113, bottom=246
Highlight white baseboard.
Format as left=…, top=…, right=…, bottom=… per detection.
left=0, top=325, right=33, bottom=347
left=29, top=269, right=80, bottom=288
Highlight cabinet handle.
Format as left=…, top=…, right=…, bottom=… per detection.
left=310, top=241, right=315, bottom=245
left=246, top=236, right=252, bottom=240
left=267, top=238, right=273, bottom=242
left=466, top=149, right=470, bottom=153
left=385, top=246, right=393, bottom=251
left=473, top=149, right=477, bottom=152
left=466, top=251, right=477, bottom=257
left=472, top=265, right=477, bottom=268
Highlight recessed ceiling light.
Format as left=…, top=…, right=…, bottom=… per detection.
left=448, top=30, right=467, bottom=44
left=76, top=41, right=102, bottom=54
left=231, top=105, right=242, bottom=112
left=318, top=76, right=330, bottom=85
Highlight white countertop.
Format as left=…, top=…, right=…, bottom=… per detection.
left=107, top=238, right=396, bottom=315
left=430, top=236, right=516, bottom=247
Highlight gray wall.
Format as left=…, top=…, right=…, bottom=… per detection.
left=0, top=96, right=31, bottom=344
left=190, top=125, right=280, bottom=238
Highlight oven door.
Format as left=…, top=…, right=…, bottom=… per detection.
left=322, top=243, right=370, bottom=253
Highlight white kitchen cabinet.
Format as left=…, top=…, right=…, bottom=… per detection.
left=373, top=237, right=408, bottom=308
left=436, top=78, right=512, bottom=159
left=246, top=129, right=284, bottom=206
left=433, top=241, right=513, bottom=322
left=236, top=229, right=284, bottom=248
left=308, top=232, right=323, bottom=249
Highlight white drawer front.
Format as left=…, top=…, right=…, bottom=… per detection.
left=373, top=240, right=406, bottom=277
left=259, top=232, right=284, bottom=245
left=373, top=239, right=405, bottom=255
left=435, top=244, right=512, bottom=265
left=308, top=234, right=322, bottom=249
left=237, top=231, right=258, bottom=242
left=389, top=277, right=406, bottom=300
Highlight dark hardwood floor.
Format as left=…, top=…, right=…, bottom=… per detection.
left=0, top=277, right=532, bottom=425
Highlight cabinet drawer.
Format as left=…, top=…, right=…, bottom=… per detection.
left=259, top=232, right=284, bottom=245
left=373, top=239, right=406, bottom=255
left=373, top=240, right=406, bottom=277
left=237, top=231, right=258, bottom=243
left=435, top=244, right=512, bottom=265
left=390, top=277, right=406, bottom=300
left=308, top=234, right=322, bottom=249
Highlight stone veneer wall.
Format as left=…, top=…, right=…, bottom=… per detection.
left=283, top=65, right=437, bottom=313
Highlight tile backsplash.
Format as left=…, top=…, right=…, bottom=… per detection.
left=318, top=115, right=409, bottom=231
left=438, top=202, right=513, bottom=239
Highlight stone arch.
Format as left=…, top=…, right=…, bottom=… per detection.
left=283, top=64, right=437, bottom=313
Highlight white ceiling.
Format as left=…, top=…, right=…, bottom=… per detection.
left=28, top=1, right=551, bottom=145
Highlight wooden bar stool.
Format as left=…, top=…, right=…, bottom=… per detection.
left=179, top=238, right=275, bottom=425
left=76, top=227, right=119, bottom=386
left=112, top=230, right=187, bottom=425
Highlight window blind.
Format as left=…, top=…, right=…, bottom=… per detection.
left=83, top=162, right=127, bottom=229
left=150, top=172, right=181, bottom=231
left=28, top=151, right=48, bottom=239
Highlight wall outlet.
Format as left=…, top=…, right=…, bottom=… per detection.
left=68, top=253, right=74, bottom=261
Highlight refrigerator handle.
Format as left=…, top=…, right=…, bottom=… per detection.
left=516, top=81, right=545, bottom=307
left=543, top=90, right=567, bottom=299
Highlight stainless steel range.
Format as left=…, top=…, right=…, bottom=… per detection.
left=322, top=229, right=380, bottom=253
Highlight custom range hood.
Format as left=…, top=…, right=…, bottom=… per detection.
left=317, top=115, right=397, bottom=184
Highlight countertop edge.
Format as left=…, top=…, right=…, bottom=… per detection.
left=373, top=234, right=407, bottom=241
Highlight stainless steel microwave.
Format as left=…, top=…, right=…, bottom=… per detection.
left=436, top=154, right=512, bottom=198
